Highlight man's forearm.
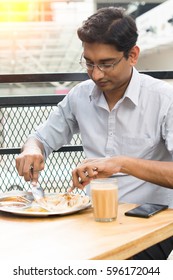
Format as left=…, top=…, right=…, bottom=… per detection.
left=120, top=156, right=173, bottom=189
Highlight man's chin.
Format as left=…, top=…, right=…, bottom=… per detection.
left=95, top=81, right=110, bottom=89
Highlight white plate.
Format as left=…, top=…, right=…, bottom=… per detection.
left=0, top=202, right=91, bottom=217
left=0, top=191, right=91, bottom=217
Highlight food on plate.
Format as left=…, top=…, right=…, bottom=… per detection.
left=25, top=206, right=48, bottom=212
left=0, top=195, right=30, bottom=209
left=45, top=193, right=89, bottom=207
left=0, top=192, right=90, bottom=213
left=34, top=192, right=90, bottom=212
left=0, top=195, right=29, bottom=203
left=0, top=201, right=27, bottom=208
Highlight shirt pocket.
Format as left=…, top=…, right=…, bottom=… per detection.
left=121, top=137, right=156, bottom=158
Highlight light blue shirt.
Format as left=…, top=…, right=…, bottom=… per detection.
left=33, top=68, right=173, bottom=207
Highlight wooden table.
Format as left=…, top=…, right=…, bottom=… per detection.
left=0, top=203, right=173, bottom=260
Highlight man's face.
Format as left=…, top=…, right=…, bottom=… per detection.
left=82, top=42, right=139, bottom=95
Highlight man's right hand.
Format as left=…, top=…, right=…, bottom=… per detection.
left=15, top=138, right=45, bottom=183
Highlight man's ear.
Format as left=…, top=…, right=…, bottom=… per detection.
left=128, top=45, right=140, bottom=66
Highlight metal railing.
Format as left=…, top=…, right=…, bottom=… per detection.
left=0, top=71, right=173, bottom=193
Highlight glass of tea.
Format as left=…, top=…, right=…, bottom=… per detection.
left=90, top=178, right=118, bottom=222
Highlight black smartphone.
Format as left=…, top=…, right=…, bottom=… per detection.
left=125, top=203, right=168, bottom=218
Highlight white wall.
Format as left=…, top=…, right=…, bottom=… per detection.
left=136, top=45, right=173, bottom=71
left=136, top=0, right=173, bottom=71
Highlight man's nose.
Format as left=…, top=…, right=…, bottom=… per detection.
left=91, top=66, right=104, bottom=80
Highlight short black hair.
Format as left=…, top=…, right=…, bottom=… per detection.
left=77, top=7, right=138, bottom=58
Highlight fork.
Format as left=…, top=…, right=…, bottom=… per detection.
left=30, top=181, right=55, bottom=211
left=30, top=166, right=46, bottom=205
left=30, top=178, right=57, bottom=211
left=30, top=181, right=45, bottom=201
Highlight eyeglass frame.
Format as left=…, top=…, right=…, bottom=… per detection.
left=79, top=54, right=124, bottom=72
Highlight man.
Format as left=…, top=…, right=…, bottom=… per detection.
left=16, top=7, right=173, bottom=259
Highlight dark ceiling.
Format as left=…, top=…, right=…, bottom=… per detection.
left=97, top=2, right=163, bottom=19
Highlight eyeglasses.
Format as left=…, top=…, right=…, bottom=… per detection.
left=79, top=55, right=124, bottom=72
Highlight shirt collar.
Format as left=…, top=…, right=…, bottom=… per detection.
left=89, top=67, right=141, bottom=106
left=124, top=67, right=140, bottom=106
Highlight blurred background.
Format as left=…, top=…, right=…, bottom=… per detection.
left=0, top=0, right=173, bottom=96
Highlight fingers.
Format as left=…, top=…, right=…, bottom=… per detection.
left=29, top=165, right=41, bottom=184
left=71, top=157, right=119, bottom=190
left=78, top=167, right=98, bottom=182
left=69, top=178, right=92, bottom=193
left=30, top=156, right=44, bottom=183
left=15, top=152, right=44, bottom=182
left=72, top=164, right=98, bottom=190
